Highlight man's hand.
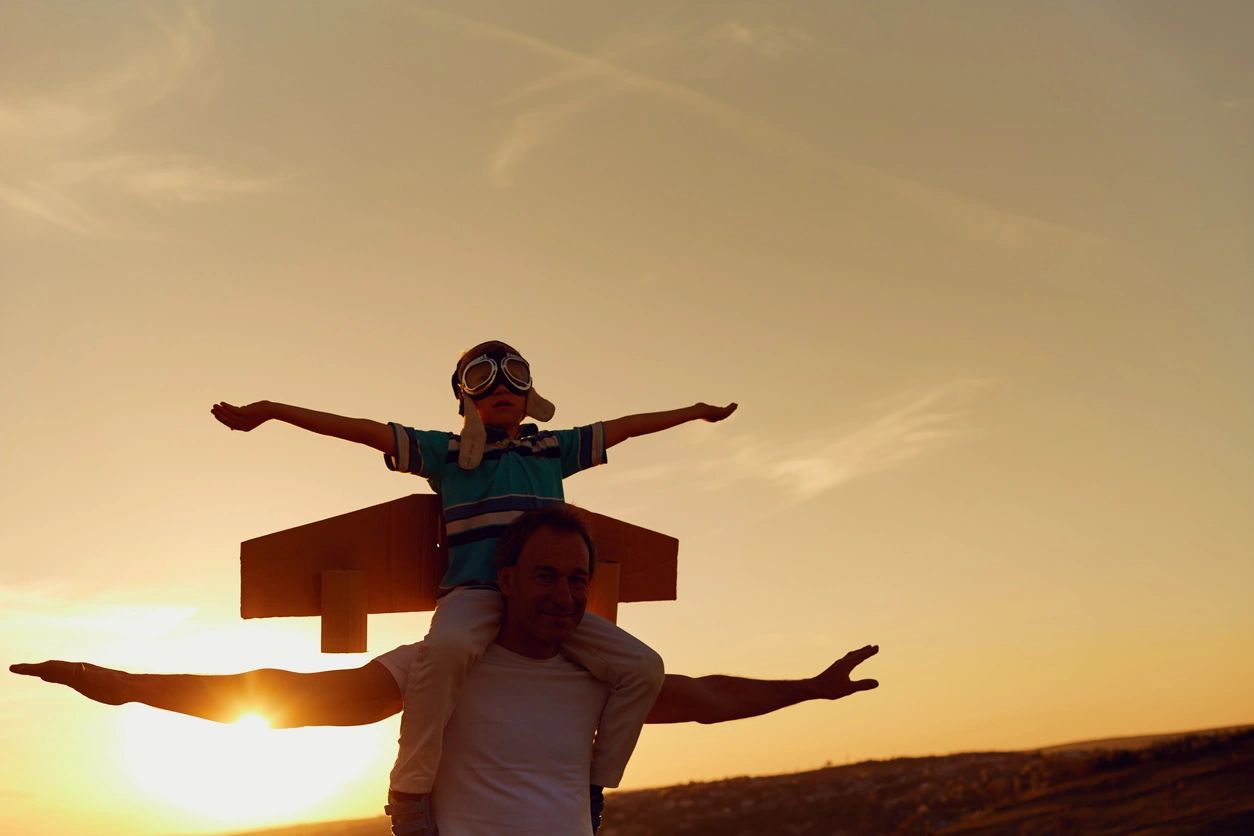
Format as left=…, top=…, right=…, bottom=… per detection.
left=10, top=661, right=130, bottom=706
left=697, top=402, right=737, bottom=422
left=647, top=644, right=880, bottom=724
left=211, top=401, right=273, bottom=432
left=805, top=644, right=879, bottom=700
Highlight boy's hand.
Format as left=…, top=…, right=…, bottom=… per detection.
left=698, top=402, right=738, bottom=422
left=212, top=401, right=273, bottom=432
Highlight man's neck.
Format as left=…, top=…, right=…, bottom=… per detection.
left=494, top=626, right=560, bottom=660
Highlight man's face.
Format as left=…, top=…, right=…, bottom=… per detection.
left=498, top=526, right=591, bottom=652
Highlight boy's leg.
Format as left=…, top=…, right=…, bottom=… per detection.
left=389, top=588, right=501, bottom=795
left=561, top=614, right=665, bottom=789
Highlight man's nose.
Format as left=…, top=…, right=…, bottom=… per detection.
left=550, top=579, right=575, bottom=605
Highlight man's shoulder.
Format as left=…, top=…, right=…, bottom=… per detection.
left=374, top=642, right=604, bottom=691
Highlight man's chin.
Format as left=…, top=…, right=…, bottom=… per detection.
left=540, top=615, right=578, bottom=642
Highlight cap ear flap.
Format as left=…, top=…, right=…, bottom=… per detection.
left=525, top=387, right=556, bottom=422
left=458, top=393, right=486, bottom=470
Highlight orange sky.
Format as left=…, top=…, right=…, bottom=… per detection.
left=2, top=2, right=1252, bottom=833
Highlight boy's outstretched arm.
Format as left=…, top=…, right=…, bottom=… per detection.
left=212, top=401, right=394, bottom=455
left=602, top=402, right=737, bottom=449
left=645, top=645, right=879, bottom=724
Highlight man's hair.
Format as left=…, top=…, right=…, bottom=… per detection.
left=494, top=504, right=597, bottom=575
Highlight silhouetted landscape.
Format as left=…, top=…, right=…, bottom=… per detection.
left=208, top=726, right=1253, bottom=836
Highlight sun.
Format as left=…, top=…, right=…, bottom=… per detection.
left=116, top=706, right=383, bottom=828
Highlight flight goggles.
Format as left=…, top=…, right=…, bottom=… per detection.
left=455, top=350, right=533, bottom=399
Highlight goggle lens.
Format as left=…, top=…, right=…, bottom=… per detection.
left=502, top=356, right=531, bottom=389
left=461, top=358, right=497, bottom=393
left=459, top=353, right=532, bottom=396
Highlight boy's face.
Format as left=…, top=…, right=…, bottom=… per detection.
left=456, top=341, right=531, bottom=431
left=473, top=383, right=527, bottom=430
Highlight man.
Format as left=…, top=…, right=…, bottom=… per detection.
left=11, top=507, right=879, bottom=835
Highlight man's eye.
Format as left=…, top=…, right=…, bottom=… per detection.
left=569, top=576, right=589, bottom=589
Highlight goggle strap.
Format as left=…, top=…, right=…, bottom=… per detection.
left=524, top=387, right=555, bottom=422
left=457, top=393, right=487, bottom=470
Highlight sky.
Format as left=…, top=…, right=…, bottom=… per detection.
left=2, top=1, right=1252, bottom=833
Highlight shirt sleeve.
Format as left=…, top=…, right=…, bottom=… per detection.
left=552, top=422, right=609, bottom=479
left=383, top=423, right=452, bottom=482
left=372, top=642, right=420, bottom=690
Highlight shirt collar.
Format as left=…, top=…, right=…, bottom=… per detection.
left=486, top=423, right=539, bottom=443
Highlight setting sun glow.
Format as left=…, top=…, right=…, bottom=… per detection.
left=117, top=708, right=384, bottom=829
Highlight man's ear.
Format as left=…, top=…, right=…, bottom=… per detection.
left=497, top=566, right=516, bottom=596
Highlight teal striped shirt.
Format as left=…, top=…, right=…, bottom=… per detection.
left=385, top=422, right=608, bottom=589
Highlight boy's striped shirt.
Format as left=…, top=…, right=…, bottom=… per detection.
left=385, top=422, right=607, bottom=589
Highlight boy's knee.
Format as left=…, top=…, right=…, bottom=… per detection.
left=638, top=646, right=664, bottom=692
left=419, top=631, right=485, bottom=668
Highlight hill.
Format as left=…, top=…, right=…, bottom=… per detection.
left=206, top=726, right=1254, bottom=836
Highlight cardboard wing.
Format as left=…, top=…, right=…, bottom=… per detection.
left=240, top=494, right=677, bottom=652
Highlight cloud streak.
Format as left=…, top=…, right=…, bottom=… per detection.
left=763, top=379, right=993, bottom=501
left=596, top=378, right=993, bottom=528
left=688, top=378, right=995, bottom=507
left=409, top=8, right=1101, bottom=251
left=0, top=584, right=197, bottom=641
left=709, top=21, right=814, bottom=59
left=0, top=6, right=275, bottom=236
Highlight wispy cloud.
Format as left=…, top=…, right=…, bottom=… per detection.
left=763, top=379, right=993, bottom=500
left=488, top=87, right=623, bottom=187
left=709, top=21, right=814, bottom=59
left=690, top=378, right=995, bottom=507
left=409, top=8, right=1098, bottom=250
left=597, top=378, right=993, bottom=522
left=0, top=6, right=275, bottom=236
left=0, top=584, right=196, bottom=640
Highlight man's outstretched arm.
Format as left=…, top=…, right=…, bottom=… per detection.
left=11, top=644, right=877, bottom=728
left=8, top=660, right=402, bottom=728
left=646, top=645, right=879, bottom=724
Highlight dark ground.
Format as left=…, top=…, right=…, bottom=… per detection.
left=210, top=727, right=1254, bottom=836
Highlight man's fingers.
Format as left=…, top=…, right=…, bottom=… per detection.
left=10, top=661, right=71, bottom=684
left=834, top=644, right=879, bottom=672
left=850, top=678, right=878, bottom=693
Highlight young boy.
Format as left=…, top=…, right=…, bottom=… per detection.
left=212, top=340, right=736, bottom=835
